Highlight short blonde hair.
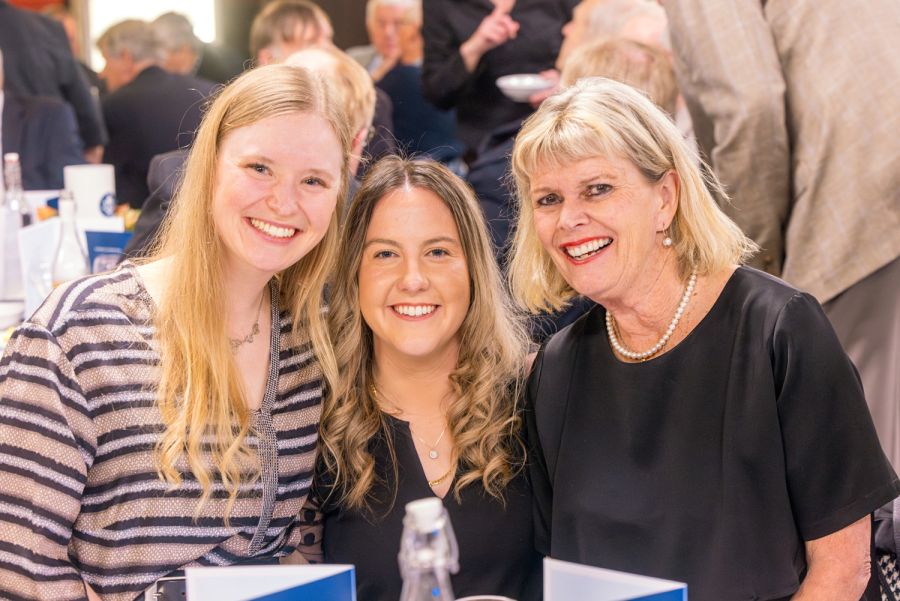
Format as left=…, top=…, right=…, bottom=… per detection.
left=285, top=46, right=376, bottom=134
left=561, top=37, right=677, bottom=115
left=509, top=77, right=756, bottom=313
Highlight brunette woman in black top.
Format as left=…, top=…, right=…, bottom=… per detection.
left=316, top=157, right=540, bottom=601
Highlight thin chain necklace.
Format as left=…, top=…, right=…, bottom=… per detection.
left=606, top=270, right=697, bottom=362
left=370, top=384, right=448, bottom=460
left=229, top=289, right=266, bottom=353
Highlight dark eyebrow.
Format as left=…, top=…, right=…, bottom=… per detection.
left=363, top=238, right=400, bottom=250
left=423, top=236, right=460, bottom=246
left=362, top=236, right=461, bottom=250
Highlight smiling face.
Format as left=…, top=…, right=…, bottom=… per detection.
left=530, top=154, right=677, bottom=306
left=211, top=111, right=342, bottom=283
left=359, top=186, right=470, bottom=366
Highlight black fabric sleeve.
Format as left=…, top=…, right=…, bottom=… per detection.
left=525, top=347, right=552, bottom=557
left=421, top=0, right=477, bottom=110
left=41, top=101, right=85, bottom=189
left=773, top=292, right=900, bottom=540
left=46, top=19, right=105, bottom=148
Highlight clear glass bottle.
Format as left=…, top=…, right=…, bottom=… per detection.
left=4, top=153, right=31, bottom=227
left=52, top=191, right=89, bottom=287
left=0, top=158, right=24, bottom=300
left=398, top=498, right=460, bottom=601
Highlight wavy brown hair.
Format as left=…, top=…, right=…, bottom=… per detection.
left=320, top=156, right=529, bottom=511
left=147, top=65, right=353, bottom=517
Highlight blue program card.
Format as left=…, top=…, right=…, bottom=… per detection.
left=186, top=565, right=356, bottom=601
left=85, top=230, right=132, bottom=274
left=545, top=558, right=687, bottom=601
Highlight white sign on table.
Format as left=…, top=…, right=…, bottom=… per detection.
left=186, top=564, right=356, bottom=601
left=544, top=558, right=687, bottom=601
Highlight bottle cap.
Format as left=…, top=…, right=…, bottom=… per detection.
left=405, top=497, right=445, bottom=533
left=3, top=152, right=19, bottom=163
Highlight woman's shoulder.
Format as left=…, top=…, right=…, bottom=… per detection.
left=28, top=263, right=152, bottom=340
left=721, top=266, right=821, bottom=325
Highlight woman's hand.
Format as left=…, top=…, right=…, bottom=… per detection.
left=791, top=515, right=871, bottom=600
left=459, top=3, right=520, bottom=72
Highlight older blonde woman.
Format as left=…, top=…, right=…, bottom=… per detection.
left=0, top=65, right=352, bottom=600
left=510, top=78, right=899, bottom=601
left=316, top=157, right=540, bottom=601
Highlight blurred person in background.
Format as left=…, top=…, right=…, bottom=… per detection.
left=314, top=157, right=541, bottom=601
left=285, top=46, right=376, bottom=191
left=559, top=38, right=677, bottom=114
left=250, top=0, right=335, bottom=66
left=422, top=0, right=576, bottom=159
left=347, top=0, right=413, bottom=82
left=0, top=0, right=105, bottom=163
left=126, top=2, right=383, bottom=260
left=98, top=19, right=215, bottom=208
left=353, top=0, right=465, bottom=172
left=663, top=0, right=900, bottom=476
left=0, top=64, right=352, bottom=601
left=151, top=12, right=245, bottom=85
left=42, top=5, right=107, bottom=97
left=0, top=48, right=85, bottom=190
left=251, top=0, right=396, bottom=172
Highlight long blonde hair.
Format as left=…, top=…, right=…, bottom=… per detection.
left=148, top=65, right=353, bottom=515
left=321, top=157, right=529, bottom=511
left=509, top=77, right=756, bottom=313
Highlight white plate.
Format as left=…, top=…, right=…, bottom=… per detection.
left=496, top=73, right=555, bottom=103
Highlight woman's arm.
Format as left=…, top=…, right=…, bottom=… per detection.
left=792, top=516, right=871, bottom=600
left=0, top=324, right=95, bottom=600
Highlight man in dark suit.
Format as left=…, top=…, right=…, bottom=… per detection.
left=98, top=19, right=215, bottom=208
left=0, top=0, right=105, bottom=163
left=0, top=48, right=84, bottom=190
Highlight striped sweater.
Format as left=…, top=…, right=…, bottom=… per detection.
left=0, top=265, right=323, bottom=601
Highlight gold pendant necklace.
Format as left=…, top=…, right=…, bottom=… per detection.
left=370, top=383, right=447, bottom=460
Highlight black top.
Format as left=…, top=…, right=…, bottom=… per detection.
left=321, top=413, right=542, bottom=601
left=421, top=0, right=575, bottom=153
left=102, top=66, right=216, bottom=207
left=0, top=1, right=106, bottom=148
left=526, top=267, right=900, bottom=601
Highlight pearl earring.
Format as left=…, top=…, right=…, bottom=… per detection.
left=662, top=228, right=673, bottom=248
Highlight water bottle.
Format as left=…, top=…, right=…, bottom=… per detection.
left=0, top=159, right=24, bottom=300
left=398, top=498, right=460, bottom=601
left=52, top=191, right=89, bottom=287
left=4, top=153, right=31, bottom=227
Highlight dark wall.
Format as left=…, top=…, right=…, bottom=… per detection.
left=215, top=0, right=368, bottom=63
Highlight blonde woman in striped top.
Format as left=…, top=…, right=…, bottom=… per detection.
left=0, top=64, right=352, bottom=600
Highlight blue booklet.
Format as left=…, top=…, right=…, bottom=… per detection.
left=186, top=565, right=356, bottom=601
left=545, top=558, right=687, bottom=600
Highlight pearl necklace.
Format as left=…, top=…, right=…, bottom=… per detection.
left=606, top=270, right=697, bottom=362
